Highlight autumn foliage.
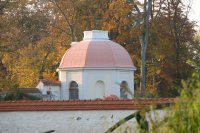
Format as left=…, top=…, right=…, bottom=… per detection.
left=0, top=0, right=198, bottom=97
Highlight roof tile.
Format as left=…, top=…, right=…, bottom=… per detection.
left=0, top=98, right=175, bottom=111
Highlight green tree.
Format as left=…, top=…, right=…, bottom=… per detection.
left=150, top=60, right=200, bottom=133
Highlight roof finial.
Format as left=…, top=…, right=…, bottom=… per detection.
left=83, top=30, right=109, bottom=40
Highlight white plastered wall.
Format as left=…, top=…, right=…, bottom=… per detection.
left=36, top=81, right=44, bottom=91
left=36, top=82, right=61, bottom=100
left=59, top=70, right=83, bottom=100
left=118, top=70, right=134, bottom=98
left=83, top=69, right=134, bottom=99
left=48, top=86, right=61, bottom=100
left=83, top=69, right=113, bottom=99
left=59, top=71, right=67, bottom=100
left=59, top=68, right=134, bottom=100
left=0, top=110, right=165, bottom=133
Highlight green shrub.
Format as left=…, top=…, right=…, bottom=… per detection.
left=150, top=61, right=200, bottom=133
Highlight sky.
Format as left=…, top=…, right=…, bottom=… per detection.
left=188, top=0, right=200, bottom=31
left=138, top=0, right=200, bottom=31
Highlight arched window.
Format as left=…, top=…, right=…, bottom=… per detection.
left=120, top=81, right=128, bottom=99
left=69, top=81, right=79, bottom=100
left=95, top=80, right=105, bottom=98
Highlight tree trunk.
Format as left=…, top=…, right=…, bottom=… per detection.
left=173, top=9, right=181, bottom=85
left=140, top=35, right=146, bottom=97
left=140, top=0, right=150, bottom=97
left=69, top=25, right=76, bottom=42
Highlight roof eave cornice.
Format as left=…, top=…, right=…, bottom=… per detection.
left=58, top=66, right=136, bottom=71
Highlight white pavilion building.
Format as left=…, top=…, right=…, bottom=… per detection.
left=37, top=30, right=136, bottom=100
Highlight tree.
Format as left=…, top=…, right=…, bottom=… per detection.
left=50, top=0, right=81, bottom=42
left=102, top=0, right=196, bottom=97
left=0, top=0, right=24, bottom=90
left=102, top=0, right=152, bottom=96
left=139, top=0, right=151, bottom=97
left=0, top=0, right=197, bottom=96
left=190, top=35, right=200, bottom=63
left=153, top=0, right=196, bottom=97
left=150, top=61, right=200, bottom=133
left=1, top=0, right=62, bottom=87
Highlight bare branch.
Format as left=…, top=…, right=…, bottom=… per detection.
left=154, top=0, right=164, bottom=19
left=51, top=0, right=71, bottom=27
left=134, top=4, right=141, bottom=15
left=50, top=24, right=71, bottom=35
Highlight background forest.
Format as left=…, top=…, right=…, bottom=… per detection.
left=0, top=0, right=199, bottom=98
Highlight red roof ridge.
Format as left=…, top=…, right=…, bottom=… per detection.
left=0, top=98, right=175, bottom=111
left=40, top=79, right=61, bottom=86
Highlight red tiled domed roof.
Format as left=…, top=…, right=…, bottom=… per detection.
left=59, top=40, right=134, bottom=69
